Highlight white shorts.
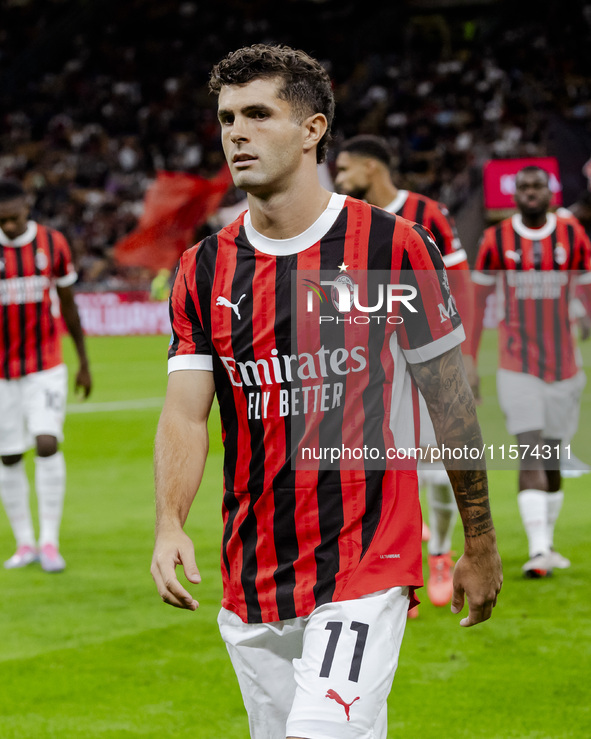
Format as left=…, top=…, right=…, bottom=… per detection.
left=0, top=364, right=67, bottom=455
left=218, top=587, right=410, bottom=739
left=497, top=368, right=585, bottom=438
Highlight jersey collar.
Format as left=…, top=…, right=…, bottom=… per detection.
left=511, top=213, right=556, bottom=240
left=384, top=190, right=409, bottom=214
left=244, top=193, right=346, bottom=255
left=0, top=221, right=38, bottom=247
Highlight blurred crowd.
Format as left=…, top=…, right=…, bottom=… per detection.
left=1, top=0, right=590, bottom=288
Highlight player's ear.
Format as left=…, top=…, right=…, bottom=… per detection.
left=365, top=158, right=380, bottom=177
left=302, top=113, right=328, bottom=154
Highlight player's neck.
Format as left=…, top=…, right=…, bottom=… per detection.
left=520, top=211, right=548, bottom=229
left=247, top=179, right=332, bottom=240
left=368, top=180, right=398, bottom=210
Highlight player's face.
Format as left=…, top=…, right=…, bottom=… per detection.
left=514, top=171, right=551, bottom=217
left=0, top=197, right=29, bottom=240
left=218, top=77, right=311, bottom=196
left=334, top=152, right=370, bottom=200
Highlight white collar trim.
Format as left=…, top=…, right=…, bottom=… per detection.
left=244, top=193, right=347, bottom=255
left=0, top=221, right=38, bottom=247
left=512, top=213, right=556, bottom=240
left=384, top=190, right=409, bottom=215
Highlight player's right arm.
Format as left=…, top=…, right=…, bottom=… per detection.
left=151, top=368, right=215, bottom=611
left=401, top=223, right=501, bottom=626
left=409, top=345, right=502, bottom=626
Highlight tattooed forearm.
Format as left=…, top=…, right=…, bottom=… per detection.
left=409, top=346, right=495, bottom=540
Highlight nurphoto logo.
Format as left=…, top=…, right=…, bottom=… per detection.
left=303, top=272, right=417, bottom=325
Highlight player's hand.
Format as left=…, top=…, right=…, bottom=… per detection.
left=451, top=539, right=502, bottom=627
left=151, top=527, right=201, bottom=611
left=75, top=364, right=92, bottom=399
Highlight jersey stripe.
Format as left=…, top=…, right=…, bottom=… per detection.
left=311, top=208, right=349, bottom=607
left=358, top=209, right=395, bottom=556
left=292, top=245, right=322, bottom=617
left=14, top=246, right=28, bottom=377
left=414, top=198, right=426, bottom=227
left=32, top=233, right=43, bottom=372
left=210, top=229, right=247, bottom=620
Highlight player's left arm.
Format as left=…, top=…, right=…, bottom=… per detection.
left=427, top=203, right=476, bottom=375
left=51, top=230, right=91, bottom=398
left=408, top=345, right=503, bottom=626
left=57, top=284, right=92, bottom=399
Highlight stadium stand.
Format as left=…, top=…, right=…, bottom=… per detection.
left=1, top=0, right=590, bottom=286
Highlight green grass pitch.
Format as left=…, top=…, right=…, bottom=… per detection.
left=0, top=331, right=590, bottom=738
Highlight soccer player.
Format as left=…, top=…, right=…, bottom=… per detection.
left=334, top=134, right=475, bottom=614
left=471, top=165, right=591, bottom=578
left=151, top=44, right=502, bottom=739
left=0, top=178, right=91, bottom=572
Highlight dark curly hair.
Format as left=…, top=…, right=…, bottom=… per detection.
left=0, top=178, right=26, bottom=203
left=209, top=44, right=334, bottom=163
left=339, top=135, right=394, bottom=170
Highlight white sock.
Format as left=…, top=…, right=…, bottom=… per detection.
left=426, top=482, right=458, bottom=556
left=546, top=490, right=564, bottom=550
left=517, top=489, right=549, bottom=558
left=35, top=452, right=65, bottom=548
left=0, top=460, right=36, bottom=548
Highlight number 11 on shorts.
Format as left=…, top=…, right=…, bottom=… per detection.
left=319, top=621, right=369, bottom=683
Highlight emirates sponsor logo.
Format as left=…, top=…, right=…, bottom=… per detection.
left=220, top=346, right=367, bottom=420
left=506, top=270, right=568, bottom=299
left=220, top=346, right=367, bottom=388
left=0, top=275, right=49, bottom=305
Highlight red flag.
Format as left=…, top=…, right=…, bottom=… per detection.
left=114, top=167, right=232, bottom=271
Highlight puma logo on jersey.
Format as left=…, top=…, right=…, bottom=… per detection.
left=216, top=294, right=246, bottom=320
left=505, top=250, right=521, bottom=263
left=326, top=689, right=360, bottom=721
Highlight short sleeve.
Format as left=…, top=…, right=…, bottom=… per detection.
left=571, top=222, right=591, bottom=272
left=167, top=251, right=213, bottom=374
left=397, top=224, right=465, bottom=364
left=51, top=230, right=78, bottom=287
left=425, top=201, right=467, bottom=269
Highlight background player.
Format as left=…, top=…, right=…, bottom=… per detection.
left=151, top=44, right=502, bottom=739
left=0, top=178, right=91, bottom=572
left=471, top=166, right=591, bottom=578
left=334, top=134, right=475, bottom=615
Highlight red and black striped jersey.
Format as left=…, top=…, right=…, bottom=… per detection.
left=471, top=213, right=591, bottom=382
left=169, top=194, right=464, bottom=624
left=0, top=221, right=77, bottom=379
left=385, top=189, right=473, bottom=353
